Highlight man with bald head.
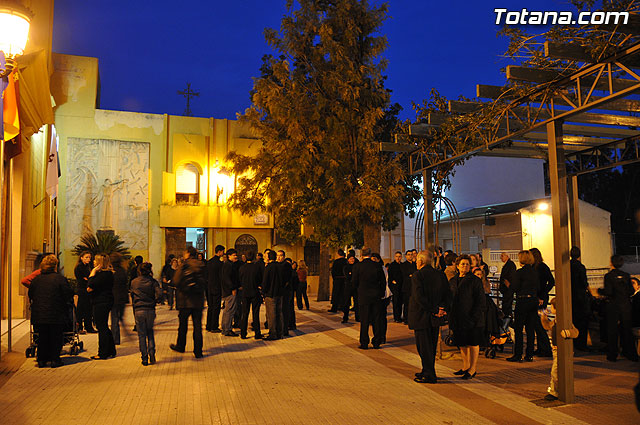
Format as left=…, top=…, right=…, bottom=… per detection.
left=499, top=252, right=516, bottom=318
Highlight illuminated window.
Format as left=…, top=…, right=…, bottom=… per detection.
left=176, top=163, right=199, bottom=204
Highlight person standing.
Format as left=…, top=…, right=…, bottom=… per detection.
left=220, top=248, right=240, bottom=337
left=499, top=252, right=517, bottom=318
left=296, top=260, right=310, bottom=310
left=400, top=250, right=417, bottom=324
left=388, top=251, right=404, bottom=323
left=287, top=259, right=299, bottom=330
left=277, top=252, right=294, bottom=335
left=443, top=252, right=457, bottom=282
left=206, top=245, right=225, bottom=333
left=599, top=255, right=638, bottom=362
left=372, top=253, right=391, bottom=344
left=160, top=255, right=175, bottom=306
left=88, top=254, right=117, bottom=360
left=329, top=250, right=348, bottom=313
left=169, top=247, right=206, bottom=358
left=449, top=255, right=486, bottom=379
left=352, top=248, right=386, bottom=349
left=570, top=246, right=591, bottom=351
left=110, top=253, right=129, bottom=346
left=239, top=251, right=264, bottom=339
left=530, top=248, right=553, bottom=357
left=342, top=255, right=359, bottom=323
left=409, top=250, right=451, bottom=383
left=74, top=252, right=96, bottom=334
left=161, top=256, right=177, bottom=309
left=28, top=255, right=74, bottom=368
left=506, top=251, right=539, bottom=363
left=130, top=262, right=162, bottom=366
left=263, top=250, right=284, bottom=340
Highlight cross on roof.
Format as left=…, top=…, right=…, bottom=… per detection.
left=177, top=82, right=200, bottom=117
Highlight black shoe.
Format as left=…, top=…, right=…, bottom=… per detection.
left=414, top=376, right=437, bottom=384
left=240, top=335, right=248, bottom=339
left=283, top=333, right=290, bottom=337
left=607, top=356, right=617, bottom=362
left=544, top=394, right=559, bottom=401
left=50, top=360, right=64, bottom=368
left=461, top=371, right=476, bottom=380
left=263, top=336, right=278, bottom=341
left=537, top=351, right=552, bottom=358
left=506, top=355, right=522, bottom=362
left=358, top=344, right=368, bottom=350
left=415, top=372, right=423, bottom=377
left=524, top=356, right=534, bottom=362
left=90, top=355, right=108, bottom=360
left=254, top=334, right=263, bottom=340
left=194, top=353, right=203, bottom=359
left=453, top=369, right=468, bottom=376
left=328, top=309, right=337, bottom=313
left=224, top=331, right=239, bottom=337
left=37, top=361, right=47, bottom=368
left=142, top=359, right=149, bottom=366
left=149, top=354, right=156, bottom=364
left=86, top=328, right=98, bottom=334
left=210, top=328, right=222, bottom=333
left=341, top=318, right=348, bottom=323
left=372, top=344, right=381, bottom=349
left=169, top=344, right=185, bottom=353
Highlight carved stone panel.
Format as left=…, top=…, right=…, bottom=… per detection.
left=65, top=138, right=149, bottom=250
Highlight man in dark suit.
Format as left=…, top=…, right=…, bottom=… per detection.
left=570, top=246, right=591, bottom=351
left=238, top=251, right=264, bottom=339
left=220, top=249, right=240, bottom=337
left=499, top=252, right=517, bottom=318
left=352, top=248, right=386, bottom=349
left=277, top=250, right=294, bottom=337
left=409, top=249, right=451, bottom=383
left=330, top=250, right=348, bottom=312
left=388, top=251, right=404, bottom=323
left=205, top=245, right=225, bottom=333
left=400, top=250, right=417, bottom=324
left=262, top=250, right=284, bottom=340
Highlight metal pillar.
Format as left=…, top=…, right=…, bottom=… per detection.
left=7, top=157, right=13, bottom=352
left=423, top=169, right=434, bottom=250
left=0, top=140, right=3, bottom=361
left=547, top=120, right=575, bottom=403
left=568, top=175, right=581, bottom=248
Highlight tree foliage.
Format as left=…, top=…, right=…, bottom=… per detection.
left=227, top=0, right=406, bottom=246
left=71, top=232, right=131, bottom=258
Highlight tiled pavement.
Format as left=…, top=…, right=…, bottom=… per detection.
left=0, top=300, right=638, bottom=425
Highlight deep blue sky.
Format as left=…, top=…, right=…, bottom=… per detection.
left=52, top=1, right=569, bottom=121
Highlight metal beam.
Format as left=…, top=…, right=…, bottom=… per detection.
left=423, top=170, right=434, bottom=249
left=544, top=41, right=640, bottom=68
left=569, top=175, right=581, bottom=248
left=566, top=134, right=640, bottom=175
left=547, top=120, right=575, bottom=404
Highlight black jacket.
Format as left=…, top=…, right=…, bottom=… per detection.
left=112, top=265, right=130, bottom=305
left=28, top=271, right=74, bottom=325
left=206, top=255, right=223, bottom=295
left=331, top=257, right=348, bottom=280
left=387, top=261, right=403, bottom=290
left=570, top=259, right=590, bottom=315
left=172, top=258, right=206, bottom=309
left=131, top=276, right=162, bottom=310
left=88, top=270, right=115, bottom=305
left=74, top=263, right=91, bottom=293
left=499, top=259, right=516, bottom=296
left=278, top=261, right=293, bottom=292
left=534, top=262, right=555, bottom=306
left=449, top=273, right=486, bottom=330
left=400, top=261, right=417, bottom=294
left=408, top=265, right=451, bottom=330
left=239, top=262, right=264, bottom=298
left=221, top=260, right=240, bottom=297
left=262, top=262, right=283, bottom=297
left=631, top=290, right=640, bottom=328
left=599, top=268, right=633, bottom=312
left=352, top=258, right=386, bottom=305
left=511, top=264, right=539, bottom=297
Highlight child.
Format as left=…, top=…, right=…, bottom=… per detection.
left=540, top=297, right=579, bottom=401
left=130, top=262, right=162, bottom=366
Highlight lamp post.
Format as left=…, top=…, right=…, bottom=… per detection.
left=0, top=1, right=31, bottom=358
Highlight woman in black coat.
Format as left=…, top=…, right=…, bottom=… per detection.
left=28, top=255, right=73, bottom=368
left=530, top=248, right=553, bottom=357
left=74, top=251, right=96, bottom=333
left=449, top=254, right=486, bottom=379
left=88, top=253, right=117, bottom=360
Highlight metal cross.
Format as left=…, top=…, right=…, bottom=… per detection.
left=177, top=82, right=200, bottom=116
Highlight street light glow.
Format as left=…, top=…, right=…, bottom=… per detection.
left=537, top=202, right=549, bottom=211
left=0, top=8, right=30, bottom=57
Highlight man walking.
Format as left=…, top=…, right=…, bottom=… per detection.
left=499, top=252, right=517, bottom=318
left=263, top=250, right=284, bottom=340
left=329, top=250, right=348, bottom=312
left=352, top=248, right=386, bottom=349
left=238, top=251, right=264, bottom=339
left=206, top=245, right=225, bottom=333
left=221, top=249, right=240, bottom=337
left=409, top=249, right=451, bottom=383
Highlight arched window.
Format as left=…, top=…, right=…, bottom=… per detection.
left=176, top=163, right=199, bottom=204
left=234, top=234, right=258, bottom=257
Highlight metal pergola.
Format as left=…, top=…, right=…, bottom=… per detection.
left=395, top=38, right=640, bottom=403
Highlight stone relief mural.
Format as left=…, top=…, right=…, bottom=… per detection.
left=65, top=138, right=149, bottom=250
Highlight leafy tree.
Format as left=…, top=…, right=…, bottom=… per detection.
left=227, top=0, right=405, bottom=250
left=71, top=232, right=131, bottom=258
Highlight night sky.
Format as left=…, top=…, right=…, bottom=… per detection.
left=52, top=1, right=566, bottom=121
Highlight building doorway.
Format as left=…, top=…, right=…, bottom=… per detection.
left=234, top=234, right=258, bottom=257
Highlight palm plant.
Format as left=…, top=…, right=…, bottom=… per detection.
left=72, top=231, right=131, bottom=258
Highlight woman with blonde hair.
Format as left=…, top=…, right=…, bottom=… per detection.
left=88, top=253, right=117, bottom=360
left=296, top=260, right=310, bottom=310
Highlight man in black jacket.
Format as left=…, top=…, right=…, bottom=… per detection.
left=330, top=250, right=348, bottom=312
left=388, top=251, right=404, bottom=322
left=205, top=245, right=225, bottom=333
left=409, top=249, right=451, bottom=383
left=220, top=249, right=240, bottom=337
left=353, top=248, right=387, bottom=349
left=570, top=246, right=591, bottom=351
left=239, top=251, right=264, bottom=339
left=170, top=247, right=206, bottom=358
left=263, top=250, right=284, bottom=340
left=400, top=250, right=417, bottom=324
left=277, top=250, right=294, bottom=336
left=499, top=252, right=517, bottom=318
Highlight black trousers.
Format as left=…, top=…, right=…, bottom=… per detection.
left=206, top=292, right=222, bottom=331
left=296, top=283, right=309, bottom=309
left=391, top=286, right=403, bottom=321
left=513, top=297, right=537, bottom=357
left=331, top=278, right=345, bottom=310
left=282, top=288, right=295, bottom=331
left=359, top=302, right=382, bottom=346
left=166, top=287, right=175, bottom=309
left=34, top=324, right=63, bottom=364
left=342, top=282, right=359, bottom=321
left=176, top=308, right=203, bottom=355
left=240, top=296, right=262, bottom=337
left=93, top=302, right=116, bottom=358
left=378, top=298, right=390, bottom=343
left=605, top=304, right=637, bottom=360
left=77, top=292, right=94, bottom=330
left=534, top=309, right=552, bottom=354
left=415, top=327, right=439, bottom=380
left=501, top=291, right=514, bottom=318
left=573, top=311, right=590, bottom=350
left=402, top=292, right=411, bottom=323
left=233, top=289, right=243, bottom=326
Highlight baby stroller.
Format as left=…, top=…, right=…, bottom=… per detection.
left=25, top=303, right=83, bottom=358
left=484, top=295, right=513, bottom=359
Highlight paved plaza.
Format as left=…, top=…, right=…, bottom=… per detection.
left=1, top=301, right=639, bottom=425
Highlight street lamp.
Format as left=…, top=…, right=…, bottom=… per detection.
left=0, top=2, right=32, bottom=78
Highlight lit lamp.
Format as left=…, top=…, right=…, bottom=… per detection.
left=0, top=2, right=31, bottom=78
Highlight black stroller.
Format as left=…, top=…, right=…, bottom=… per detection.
left=25, top=303, right=83, bottom=358
left=484, top=294, right=513, bottom=358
